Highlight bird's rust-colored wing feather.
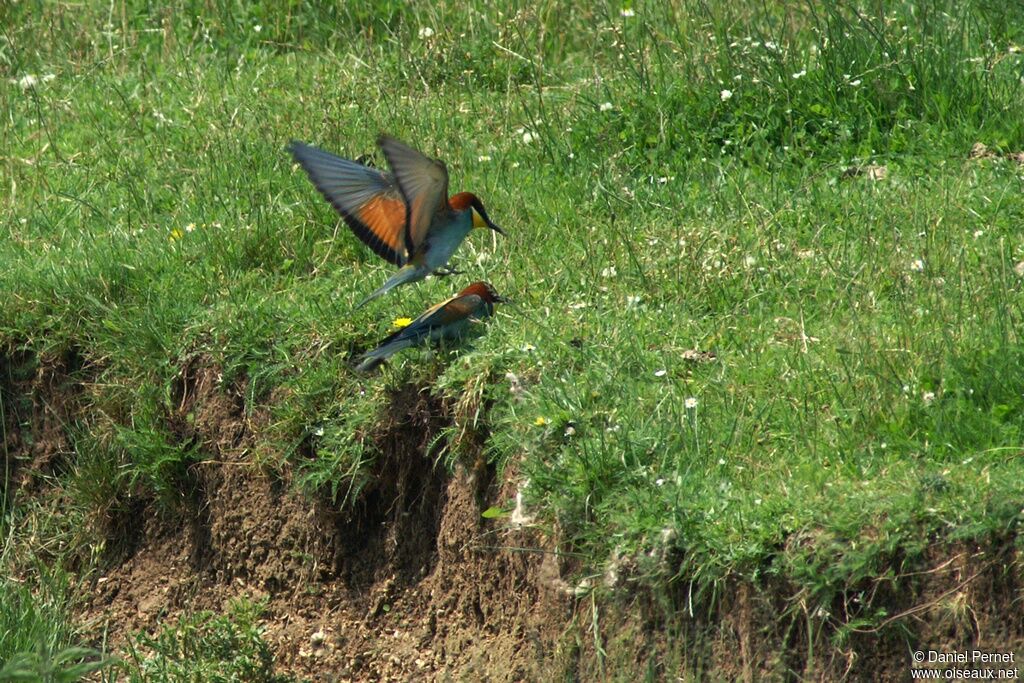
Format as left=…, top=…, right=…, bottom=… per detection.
left=289, top=140, right=411, bottom=266
left=423, top=294, right=485, bottom=327
left=377, top=293, right=483, bottom=346
left=378, top=135, right=449, bottom=252
left=350, top=194, right=408, bottom=263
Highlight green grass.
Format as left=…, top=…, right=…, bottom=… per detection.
left=0, top=503, right=107, bottom=680
left=117, top=598, right=290, bottom=683
left=3, top=0, right=1024, bottom=670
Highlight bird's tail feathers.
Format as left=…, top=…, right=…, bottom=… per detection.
left=356, top=265, right=423, bottom=309
left=355, top=356, right=386, bottom=373
left=354, top=338, right=416, bottom=373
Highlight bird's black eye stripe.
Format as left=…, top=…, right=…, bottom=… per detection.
left=471, top=197, right=489, bottom=221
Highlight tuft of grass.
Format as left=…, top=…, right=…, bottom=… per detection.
left=0, top=507, right=108, bottom=681
left=118, top=598, right=291, bottom=683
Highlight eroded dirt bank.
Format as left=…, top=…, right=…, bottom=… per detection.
left=73, top=367, right=575, bottom=681
left=3, top=353, right=1023, bottom=681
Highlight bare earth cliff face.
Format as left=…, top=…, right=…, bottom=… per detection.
left=4, top=354, right=1023, bottom=681
left=76, top=369, right=574, bottom=681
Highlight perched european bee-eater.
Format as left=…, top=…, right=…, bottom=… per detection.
left=289, top=136, right=505, bottom=307
left=355, top=281, right=505, bottom=372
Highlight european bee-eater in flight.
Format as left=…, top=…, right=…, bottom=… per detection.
left=289, top=136, right=505, bottom=308
left=355, top=281, right=505, bottom=372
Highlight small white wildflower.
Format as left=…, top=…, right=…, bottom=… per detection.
left=418, top=26, right=435, bottom=39
left=764, top=40, right=778, bottom=51
left=511, top=161, right=520, bottom=168
left=313, top=426, right=325, bottom=437
left=718, top=458, right=726, bottom=465
left=754, top=498, right=762, bottom=506
left=922, top=391, right=936, bottom=405
left=599, top=101, right=614, bottom=112
left=184, top=222, right=196, bottom=233
left=902, top=384, right=910, bottom=393
left=521, top=130, right=536, bottom=144
left=849, top=79, right=862, bottom=87
left=792, top=69, right=807, bottom=79
left=1015, top=261, right=1024, bottom=278
left=880, top=442, right=887, bottom=449
left=685, top=397, right=698, bottom=409
left=16, top=74, right=38, bottom=89
left=522, top=343, right=536, bottom=353
left=744, top=255, right=757, bottom=268
left=720, top=89, right=733, bottom=101
left=626, top=295, right=642, bottom=308
left=601, top=265, right=617, bottom=278
left=505, top=372, right=524, bottom=397
left=564, top=425, right=576, bottom=436
left=620, top=8, right=635, bottom=17
left=655, top=478, right=665, bottom=486
left=253, top=24, right=262, bottom=33
left=910, top=259, right=925, bottom=272
left=973, top=229, right=984, bottom=239
left=654, top=369, right=667, bottom=377
left=733, top=74, right=742, bottom=81
left=477, top=155, right=491, bottom=162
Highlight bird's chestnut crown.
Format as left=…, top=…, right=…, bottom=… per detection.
left=459, top=281, right=505, bottom=303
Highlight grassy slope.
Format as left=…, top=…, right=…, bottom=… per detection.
left=3, top=0, right=1024, bottom=670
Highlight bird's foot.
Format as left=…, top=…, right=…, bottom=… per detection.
left=432, top=266, right=464, bottom=278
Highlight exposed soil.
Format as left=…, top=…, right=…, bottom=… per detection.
left=4, top=352, right=1024, bottom=681
left=1, top=347, right=87, bottom=497
left=74, top=364, right=574, bottom=681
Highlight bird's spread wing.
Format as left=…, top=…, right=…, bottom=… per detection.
left=289, top=140, right=411, bottom=266
left=377, top=136, right=449, bottom=253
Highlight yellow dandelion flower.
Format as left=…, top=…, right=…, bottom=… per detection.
left=392, top=317, right=413, bottom=329
left=169, top=228, right=184, bottom=241
left=534, top=416, right=548, bottom=427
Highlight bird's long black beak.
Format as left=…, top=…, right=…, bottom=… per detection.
left=485, top=217, right=506, bottom=236
left=468, top=197, right=505, bottom=237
